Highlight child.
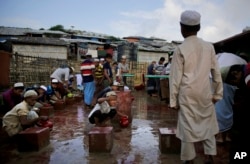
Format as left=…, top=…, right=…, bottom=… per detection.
left=46, top=79, right=63, bottom=104
left=88, top=91, right=127, bottom=127
left=2, top=90, right=48, bottom=137
left=94, top=81, right=120, bottom=104
left=26, top=85, right=48, bottom=108
left=2, top=82, right=25, bottom=114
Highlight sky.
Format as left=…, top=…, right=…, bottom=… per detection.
left=0, top=0, right=250, bottom=43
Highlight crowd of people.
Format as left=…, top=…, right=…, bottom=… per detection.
left=146, top=55, right=172, bottom=104
left=0, top=52, right=130, bottom=140
left=1, top=9, right=249, bottom=164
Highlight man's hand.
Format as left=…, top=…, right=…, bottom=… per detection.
left=212, top=98, right=219, bottom=104
left=168, top=105, right=180, bottom=110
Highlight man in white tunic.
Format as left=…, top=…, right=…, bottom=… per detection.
left=169, top=10, right=223, bottom=163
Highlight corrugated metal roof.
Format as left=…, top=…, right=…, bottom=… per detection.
left=9, top=37, right=68, bottom=46
left=61, top=38, right=104, bottom=45
left=213, top=30, right=250, bottom=54
left=72, top=34, right=107, bottom=40
left=28, top=29, right=67, bottom=35
left=0, top=26, right=33, bottom=35
left=0, top=26, right=67, bottom=36
left=138, top=40, right=176, bottom=52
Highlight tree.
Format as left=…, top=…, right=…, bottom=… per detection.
left=107, top=36, right=121, bottom=42
left=49, top=25, right=65, bottom=32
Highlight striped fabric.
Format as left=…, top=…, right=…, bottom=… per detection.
left=80, top=60, right=95, bottom=76
left=94, top=64, right=104, bottom=78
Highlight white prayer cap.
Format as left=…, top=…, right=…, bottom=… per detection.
left=106, top=91, right=117, bottom=97
left=40, top=85, right=47, bottom=91
left=70, top=67, right=75, bottom=72
left=51, top=79, right=59, bottom=83
left=100, top=58, right=105, bottom=61
left=94, top=58, right=100, bottom=62
left=112, top=81, right=120, bottom=86
left=24, top=90, right=38, bottom=98
left=124, top=86, right=130, bottom=91
left=14, top=82, right=24, bottom=88
left=180, top=10, right=201, bottom=26
left=121, top=55, right=127, bottom=59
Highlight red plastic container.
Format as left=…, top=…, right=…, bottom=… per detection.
left=37, top=120, right=53, bottom=130
left=119, top=116, right=129, bottom=128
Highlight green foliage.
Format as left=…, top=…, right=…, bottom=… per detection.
left=107, top=36, right=121, bottom=42
left=49, top=25, right=65, bottom=32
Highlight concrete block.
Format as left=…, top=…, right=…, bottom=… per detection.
left=18, top=127, right=50, bottom=152
left=159, top=127, right=181, bottom=154
left=88, top=126, right=113, bottom=153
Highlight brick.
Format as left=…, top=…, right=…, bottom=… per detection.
left=18, top=127, right=50, bottom=152
left=65, top=97, right=75, bottom=106
left=74, top=95, right=83, bottom=103
left=159, top=127, right=181, bottom=154
left=53, top=101, right=65, bottom=110
left=39, top=106, right=54, bottom=117
left=88, top=127, right=113, bottom=153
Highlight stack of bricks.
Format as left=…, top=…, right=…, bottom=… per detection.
left=74, top=94, right=83, bottom=103
left=88, top=127, right=113, bottom=153
left=53, top=101, right=65, bottom=110
left=39, top=105, right=54, bottom=117
left=65, top=97, right=75, bottom=106
left=18, top=127, right=50, bottom=152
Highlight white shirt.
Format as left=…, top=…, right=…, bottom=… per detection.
left=50, top=67, right=70, bottom=83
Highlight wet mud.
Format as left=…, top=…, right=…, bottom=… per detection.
left=0, top=90, right=230, bottom=164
